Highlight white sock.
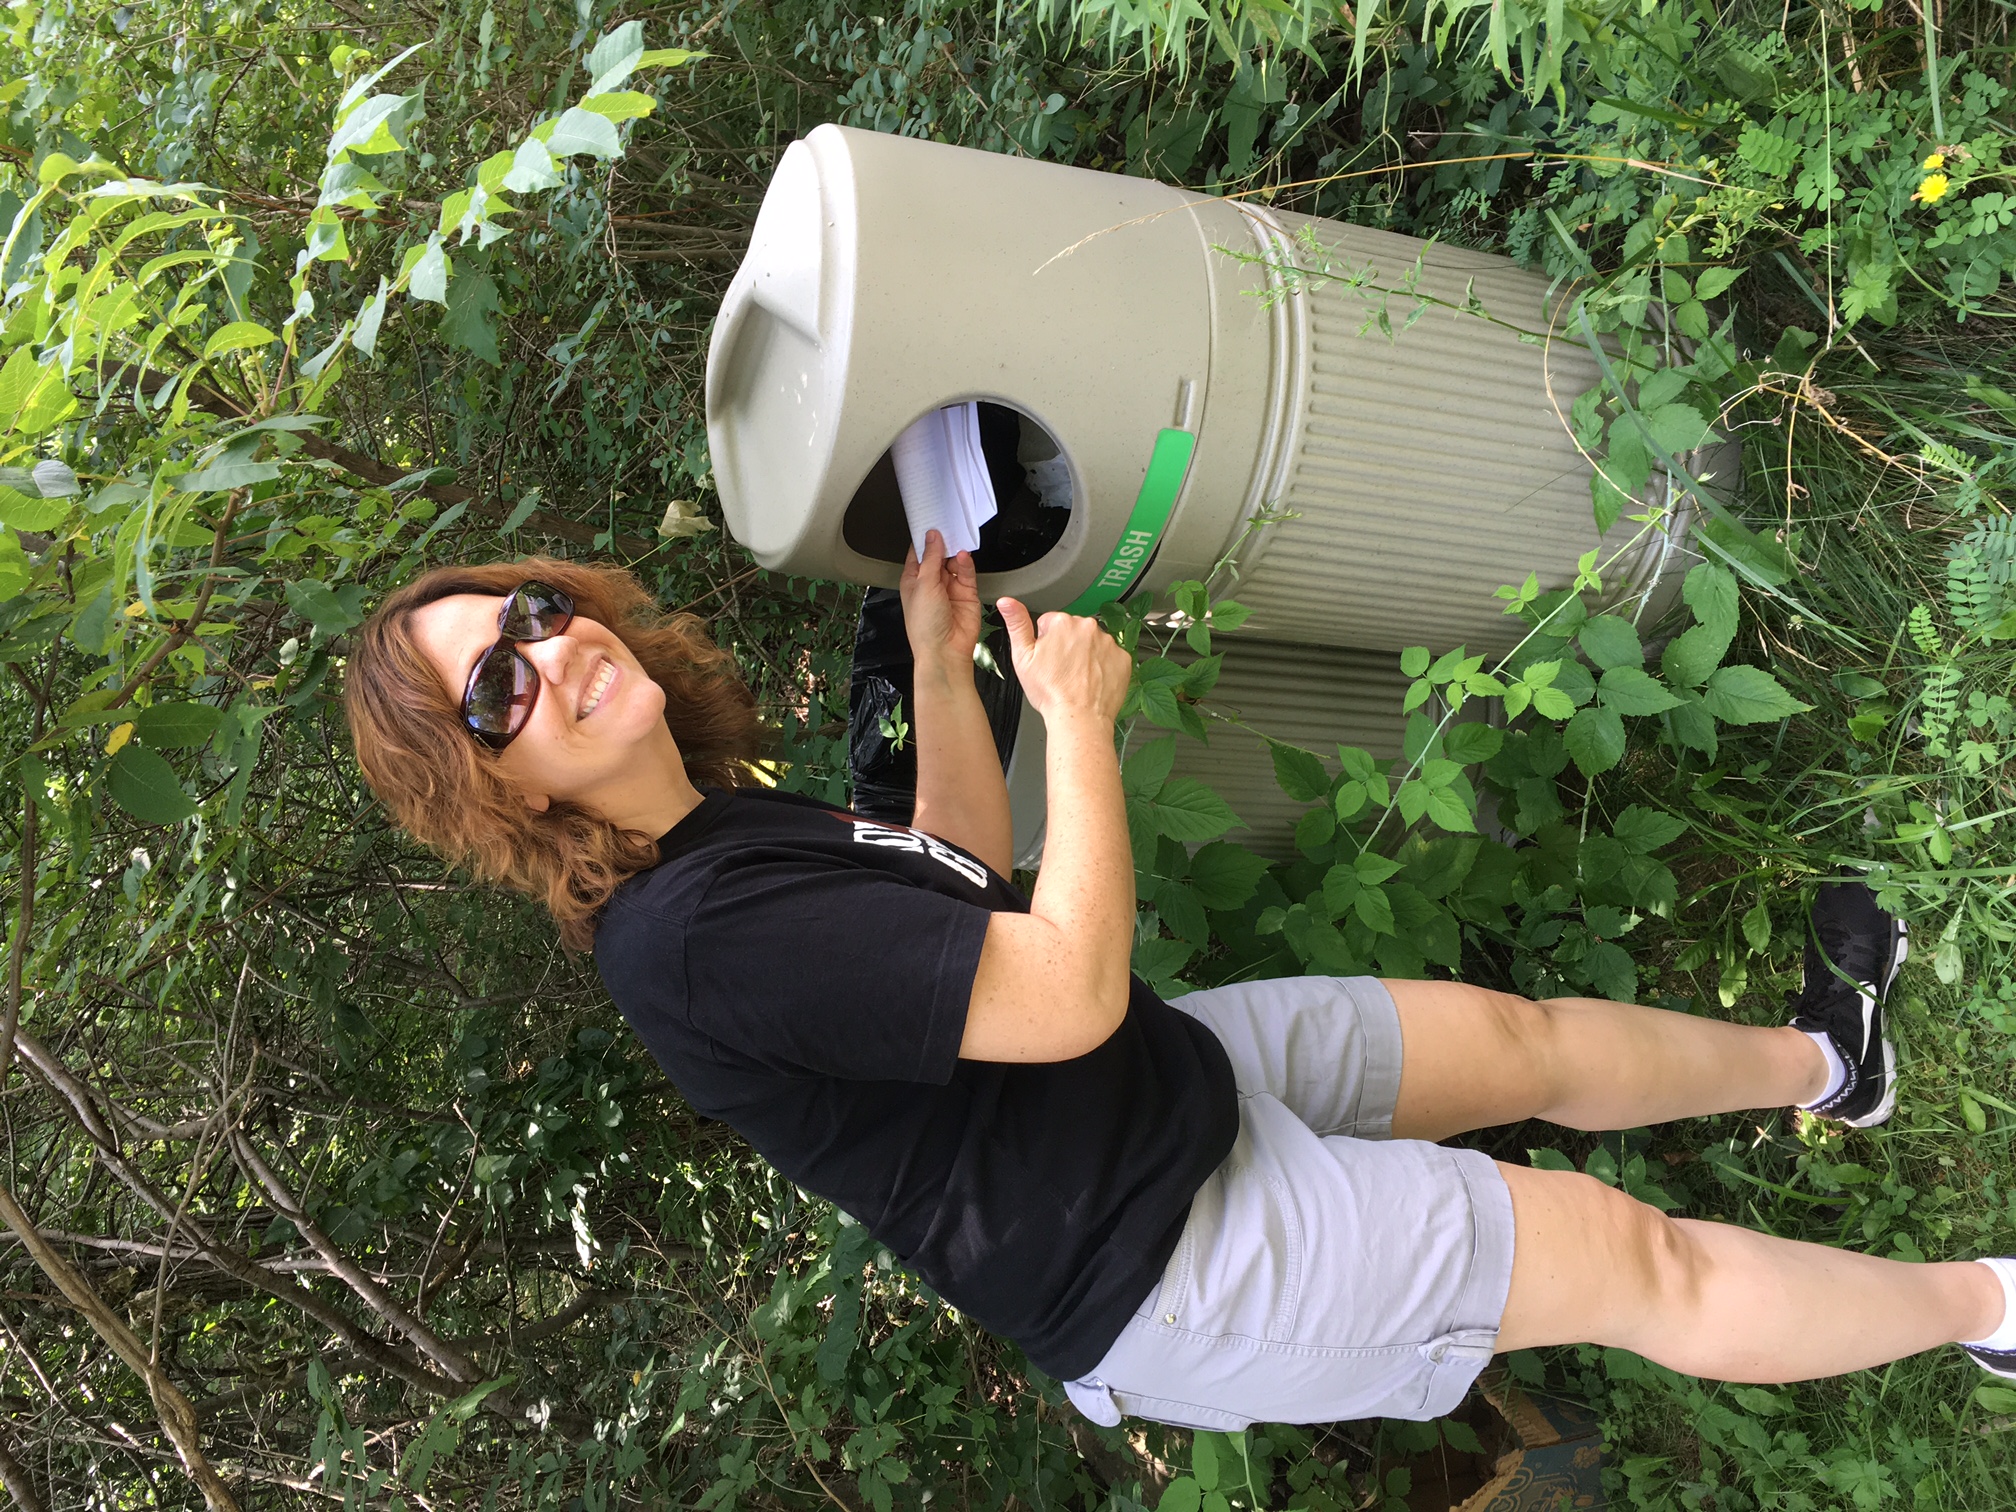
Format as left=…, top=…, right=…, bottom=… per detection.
left=1962, top=1258, right=2016, bottom=1351
left=1796, top=1030, right=1847, bottom=1108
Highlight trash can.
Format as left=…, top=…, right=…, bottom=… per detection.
left=706, top=124, right=1719, bottom=655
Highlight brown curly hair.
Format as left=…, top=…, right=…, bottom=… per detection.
left=344, top=557, right=761, bottom=951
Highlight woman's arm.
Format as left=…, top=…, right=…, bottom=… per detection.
left=958, top=602, right=1137, bottom=1063
left=901, top=532, right=1014, bottom=876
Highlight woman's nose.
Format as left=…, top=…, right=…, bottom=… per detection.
left=517, top=633, right=579, bottom=684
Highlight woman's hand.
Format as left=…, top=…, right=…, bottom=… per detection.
left=995, top=598, right=1132, bottom=727
left=899, top=530, right=982, bottom=683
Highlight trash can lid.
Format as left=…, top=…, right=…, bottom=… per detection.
left=705, top=125, right=1220, bottom=603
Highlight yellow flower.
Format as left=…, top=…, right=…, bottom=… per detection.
left=105, top=722, right=135, bottom=756
left=1915, top=172, right=1951, bottom=204
left=1922, top=151, right=1946, bottom=171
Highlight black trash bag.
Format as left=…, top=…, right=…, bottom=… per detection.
left=847, top=587, right=1023, bottom=824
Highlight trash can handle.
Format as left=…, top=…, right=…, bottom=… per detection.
left=1063, top=427, right=1197, bottom=616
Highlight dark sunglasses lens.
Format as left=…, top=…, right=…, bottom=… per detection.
left=500, top=582, right=573, bottom=640
left=464, top=645, right=537, bottom=740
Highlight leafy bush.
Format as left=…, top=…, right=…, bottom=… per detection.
left=5, top=0, right=2015, bottom=1507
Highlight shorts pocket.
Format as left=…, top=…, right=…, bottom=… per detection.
left=1171, top=1128, right=1306, bottom=1345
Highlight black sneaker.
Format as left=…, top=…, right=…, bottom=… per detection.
left=1786, top=883, right=1908, bottom=1128
left=1966, top=1342, right=2016, bottom=1380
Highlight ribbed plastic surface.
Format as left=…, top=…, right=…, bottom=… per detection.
left=1227, top=212, right=1684, bottom=653
left=1133, top=637, right=1414, bottom=858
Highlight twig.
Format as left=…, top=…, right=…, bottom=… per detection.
left=105, top=491, right=245, bottom=710
left=0, top=647, right=52, bottom=1087
left=0, top=1428, right=49, bottom=1512
left=11, top=1030, right=460, bottom=1398
left=0, top=1183, right=242, bottom=1512
left=226, top=1127, right=481, bottom=1384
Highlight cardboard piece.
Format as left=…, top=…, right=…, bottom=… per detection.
left=1451, top=1375, right=1607, bottom=1512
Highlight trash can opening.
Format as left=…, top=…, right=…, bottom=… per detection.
left=841, top=402, right=1073, bottom=572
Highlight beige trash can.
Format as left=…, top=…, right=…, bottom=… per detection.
left=706, top=123, right=1717, bottom=654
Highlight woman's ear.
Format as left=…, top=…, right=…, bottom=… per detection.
left=522, top=789, right=552, bottom=814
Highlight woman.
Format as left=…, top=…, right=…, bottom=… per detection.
left=346, top=539, right=2016, bottom=1430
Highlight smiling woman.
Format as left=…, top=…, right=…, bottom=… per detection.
left=344, top=557, right=762, bottom=949
left=341, top=548, right=2016, bottom=1438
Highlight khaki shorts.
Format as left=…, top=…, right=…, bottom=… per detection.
left=1064, top=976, right=1515, bottom=1429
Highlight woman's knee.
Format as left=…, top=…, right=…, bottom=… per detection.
left=1497, top=1164, right=1705, bottom=1351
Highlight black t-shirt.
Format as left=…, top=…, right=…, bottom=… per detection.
left=593, top=786, right=1238, bottom=1379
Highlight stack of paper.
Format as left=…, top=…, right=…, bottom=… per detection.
left=892, top=402, right=997, bottom=560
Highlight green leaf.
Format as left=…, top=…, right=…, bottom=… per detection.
left=638, top=47, right=708, bottom=68
left=1578, top=615, right=1643, bottom=669
left=1149, top=778, right=1240, bottom=842
left=1973, top=1384, right=2016, bottom=1415
left=408, top=234, right=449, bottom=305
left=1399, top=646, right=1430, bottom=677
left=1295, top=805, right=1336, bottom=855
left=1181, top=655, right=1222, bottom=699
left=1611, top=805, right=1685, bottom=855
left=135, top=702, right=225, bottom=749
left=202, top=320, right=277, bottom=359
left=1440, top=722, right=1502, bottom=764
left=579, top=90, right=656, bottom=122
left=1643, top=402, right=1715, bottom=454
left=108, top=745, right=198, bottom=824
left=175, top=454, right=280, bottom=493
left=1131, top=935, right=1194, bottom=990
left=1742, top=896, right=1772, bottom=953
left=584, top=19, right=646, bottom=94
left=1597, top=666, right=1682, bottom=715
left=1190, top=1431, right=1221, bottom=1491
left=1564, top=706, right=1626, bottom=776
left=352, top=277, right=390, bottom=357
left=1660, top=623, right=1729, bottom=687
left=1122, top=735, right=1176, bottom=797
left=326, top=93, right=410, bottom=162
left=0, top=485, right=67, bottom=531
left=1269, top=741, right=1330, bottom=802
left=1138, top=679, right=1183, bottom=729
left=502, top=138, right=562, bottom=193
left=1154, top=879, right=1211, bottom=947
left=1158, top=1478, right=1203, bottom=1512
left=1695, top=266, right=1742, bottom=299
left=1702, top=665, right=1811, bottom=725
left=1353, top=882, right=1395, bottom=934
left=1666, top=688, right=1719, bottom=757
left=286, top=578, right=367, bottom=635
left=1401, top=836, right=1479, bottom=899
left=547, top=107, right=623, bottom=160
left=441, top=272, right=501, bottom=366
left=1550, top=658, right=1596, bottom=707
left=1424, top=786, right=1475, bottom=832
left=1683, top=561, right=1739, bottom=640
left=1187, top=841, right=1269, bottom=910
left=1441, top=1418, right=1486, bottom=1454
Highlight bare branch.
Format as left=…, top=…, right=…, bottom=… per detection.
left=0, top=1426, right=49, bottom=1512
left=226, top=1127, right=480, bottom=1384
left=0, top=1182, right=242, bottom=1512
left=11, top=1030, right=460, bottom=1398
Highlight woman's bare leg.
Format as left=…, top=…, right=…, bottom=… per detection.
left=1494, top=1163, right=2005, bottom=1377
left=1385, top=979, right=1829, bottom=1141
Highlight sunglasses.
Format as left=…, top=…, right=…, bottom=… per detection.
left=461, top=581, right=576, bottom=750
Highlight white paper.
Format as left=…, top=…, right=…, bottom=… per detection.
left=891, top=402, right=998, bottom=560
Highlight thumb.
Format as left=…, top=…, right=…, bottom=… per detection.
left=996, top=597, right=1037, bottom=661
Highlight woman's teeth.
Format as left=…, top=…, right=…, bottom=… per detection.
left=580, top=660, right=615, bottom=717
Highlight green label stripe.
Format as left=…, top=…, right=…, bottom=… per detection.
left=1063, top=427, right=1196, bottom=616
